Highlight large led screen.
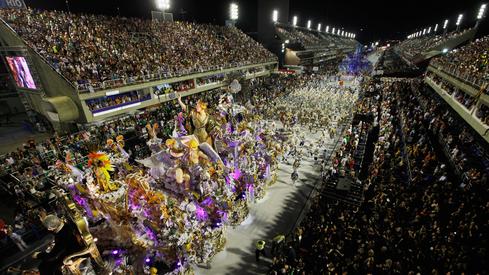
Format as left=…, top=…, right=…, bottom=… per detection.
left=6, top=56, right=37, bottom=89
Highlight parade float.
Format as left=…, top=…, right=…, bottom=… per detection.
left=49, top=81, right=284, bottom=274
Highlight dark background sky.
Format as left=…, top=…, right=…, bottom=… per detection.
left=24, top=0, right=489, bottom=43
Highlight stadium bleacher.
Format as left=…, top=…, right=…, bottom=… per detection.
left=0, top=8, right=276, bottom=91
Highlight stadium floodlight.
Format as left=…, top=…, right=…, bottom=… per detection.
left=434, top=23, right=439, bottom=32
left=456, top=14, right=463, bottom=26
left=317, top=23, right=322, bottom=31
left=428, top=26, right=431, bottom=34
left=230, top=3, right=239, bottom=21
left=337, top=29, right=341, bottom=35
left=443, top=19, right=449, bottom=29
left=422, top=28, right=426, bottom=35
left=325, top=25, right=330, bottom=33
left=476, top=4, right=487, bottom=27
left=156, top=0, right=170, bottom=11
left=272, top=9, right=279, bottom=22
left=478, top=3, right=487, bottom=19
left=307, top=20, right=312, bottom=29
left=293, top=15, right=298, bottom=26
left=341, top=30, right=344, bottom=36
left=456, top=14, right=463, bottom=31
left=332, top=27, right=335, bottom=34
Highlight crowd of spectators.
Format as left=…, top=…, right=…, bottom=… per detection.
left=276, top=26, right=320, bottom=46
left=476, top=103, right=489, bottom=125
left=85, top=90, right=150, bottom=112
left=275, top=25, right=356, bottom=51
left=0, top=8, right=276, bottom=91
left=395, top=29, right=472, bottom=63
left=196, top=74, right=225, bottom=86
left=269, top=79, right=489, bottom=274
left=427, top=71, right=489, bottom=126
left=431, top=35, right=489, bottom=81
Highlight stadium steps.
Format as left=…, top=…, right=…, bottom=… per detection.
left=414, top=28, right=477, bottom=63
left=322, top=177, right=363, bottom=206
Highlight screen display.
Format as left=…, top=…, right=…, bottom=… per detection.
left=6, top=56, right=37, bottom=89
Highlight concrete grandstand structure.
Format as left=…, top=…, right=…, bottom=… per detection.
left=0, top=10, right=278, bottom=132
left=274, top=22, right=358, bottom=67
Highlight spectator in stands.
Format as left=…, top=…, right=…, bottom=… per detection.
left=0, top=8, right=276, bottom=91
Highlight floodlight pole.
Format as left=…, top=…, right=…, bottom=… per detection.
left=476, top=4, right=487, bottom=29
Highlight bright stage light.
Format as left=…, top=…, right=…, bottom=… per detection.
left=230, top=3, right=238, bottom=20
left=332, top=27, right=335, bottom=34
left=156, top=0, right=170, bottom=10
left=443, top=19, right=449, bottom=29
left=456, top=14, right=463, bottom=26
left=337, top=29, right=341, bottom=35
left=478, top=4, right=487, bottom=19
left=317, top=23, right=322, bottom=31
left=422, top=28, right=426, bottom=35
left=272, top=9, right=278, bottom=22
left=325, top=25, right=329, bottom=33
left=307, top=20, right=311, bottom=29
left=428, top=26, right=431, bottom=33
left=434, top=23, right=439, bottom=32
left=293, top=16, right=298, bottom=26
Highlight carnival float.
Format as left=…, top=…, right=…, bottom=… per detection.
left=48, top=80, right=286, bottom=274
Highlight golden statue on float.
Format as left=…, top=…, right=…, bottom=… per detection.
left=88, top=152, right=118, bottom=192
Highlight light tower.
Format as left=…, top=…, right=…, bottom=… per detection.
left=156, top=0, right=170, bottom=11
left=443, top=19, right=449, bottom=35
left=476, top=3, right=487, bottom=28
left=272, top=9, right=279, bottom=23
left=229, top=3, right=239, bottom=23
left=456, top=14, right=463, bottom=31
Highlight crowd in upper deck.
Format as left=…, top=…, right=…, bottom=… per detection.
left=0, top=8, right=275, bottom=90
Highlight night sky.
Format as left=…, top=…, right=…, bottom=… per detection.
left=24, top=0, right=489, bottom=43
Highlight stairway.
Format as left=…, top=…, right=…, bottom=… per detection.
left=322, top=175, right=363, bottom=206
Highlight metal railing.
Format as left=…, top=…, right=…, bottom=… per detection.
left=430, top=62, right=487, bottom=89
left=75, top=59, right=278, bottom=93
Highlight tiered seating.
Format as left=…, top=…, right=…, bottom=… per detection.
left=276, top=26, right=320, bottom=46
left=431, top=35, right=489, bottom=81
left=395, top=30, right=472, bottom=63
left=270, top=80, right=489, bottom=274
left=275, top=24, right=356, bottom=51
left=0, top=8, right=276, bottom=91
